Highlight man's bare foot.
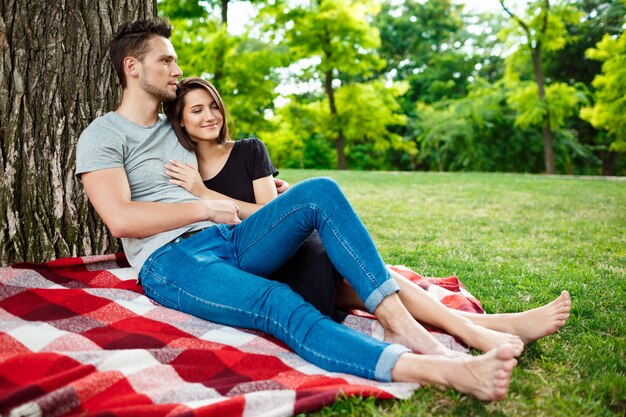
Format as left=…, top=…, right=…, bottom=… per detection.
left=507, top=290, right=571, bottom=344
left=444, top=344, right=518, bottom=401
left=392, top=344, right=517, bottom=401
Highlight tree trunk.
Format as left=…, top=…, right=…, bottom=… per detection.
left=325, top=69, right=346, bottom=170
left=221, top=0, right=229, bottom=26
left=601, top=150, right=616, bottom=176
left=531, top=48, right=556, bottom=174
left=0, top=0, right=157, bottom=264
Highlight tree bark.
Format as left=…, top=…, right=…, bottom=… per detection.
left=0, top=0, right=157, bottom=264
left=500, top=0, right=556, bottom=174
left=221, top=0, right=228, bottom=26
left=325, top=69, right=346, bottom=170
left=601, top=149, right=616, bottom=176
left=531, top=48, right=556, bottom=174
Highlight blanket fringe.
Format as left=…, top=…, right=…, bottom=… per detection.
left=9, top=402, right=42, bottom=417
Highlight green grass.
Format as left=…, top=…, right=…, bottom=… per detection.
left=278, top=170, right=626, bottom=417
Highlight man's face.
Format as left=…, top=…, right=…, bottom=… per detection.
left=138, top=36, right=182, bottom=101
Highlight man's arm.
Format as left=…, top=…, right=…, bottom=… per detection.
left=81, top=167, right=241, bottom=238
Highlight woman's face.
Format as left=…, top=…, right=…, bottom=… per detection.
left=180, top=88, right=224, bottom=143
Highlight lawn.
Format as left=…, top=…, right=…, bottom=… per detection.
left=277, top=170, right=625, bottom=417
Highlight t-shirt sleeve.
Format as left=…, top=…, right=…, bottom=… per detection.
left=246, top=138, right=279, bottom=180
left=75, top=120, right=125, bottom=177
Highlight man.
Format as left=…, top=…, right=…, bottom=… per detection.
left=76, top=17, right=517, bottom=401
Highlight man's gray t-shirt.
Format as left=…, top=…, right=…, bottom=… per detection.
left=75, top=112, right=215, bottom=272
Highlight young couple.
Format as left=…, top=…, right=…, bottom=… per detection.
left=76, top=17, right=571, bottom=402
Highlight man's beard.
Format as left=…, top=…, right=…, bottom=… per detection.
left=142, top=78, right=176, bottom=102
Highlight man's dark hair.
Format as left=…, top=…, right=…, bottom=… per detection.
left=109, top=18, right=173, bottom=88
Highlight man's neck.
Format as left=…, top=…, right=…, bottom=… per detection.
left=115, top=88, right=161, bottom=126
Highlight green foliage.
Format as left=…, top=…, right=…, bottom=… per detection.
left=542, top=1, right=626, bottom=174
left=336, top=81, right=409, bottom=150
left=264, top=0, right=384, bottom=77
left=156, top=0, right=623, bottom=175
left=506, top=81, right=582, bottom=129
left=505, top=82, right=547, bottom=128
left=257, top=0, right=392, bottom=168
left=581, top=32, right=626, bottom=152
left=375, top=0, right=483, bottom=103
left=263, top=80, right=411, bottom=169
left=262, top=101, right=327, bottom=169
left=158, top=0, right=207, bottom=19
left=413, top=79, right=594, bottom=173
left=498, top=0, right=588, bottom=173
left=160, top=0, right=288, bottom=137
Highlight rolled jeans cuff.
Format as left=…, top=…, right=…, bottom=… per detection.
left=363, top=278, right=400, bottom=313
left=375, top=343, right=411, bottom=382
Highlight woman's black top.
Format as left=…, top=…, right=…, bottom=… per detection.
left=203, top=138, right=345, bottom=321
left=203, top=138, right=278, bottom=204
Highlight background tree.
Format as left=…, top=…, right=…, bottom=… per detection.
left=374, top=0, right=507, bottom=171
left=580, top=32, right=626, bottom=154
left=260, top=0, right=386, bottom=169
left=547, top=0, right=626, bottom=175
left=499, top=0, right=583, bottom=174
left=0, top=0, right=157, bottom=264
left=263, top=80, right=411, bottom=170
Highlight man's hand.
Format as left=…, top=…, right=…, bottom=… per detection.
left=204, top=199, right=242, bottom=225
left=274, top=178, right=289, bottom=195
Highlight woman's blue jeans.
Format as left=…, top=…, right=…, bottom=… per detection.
left=139, top=177, right=408, bottom=381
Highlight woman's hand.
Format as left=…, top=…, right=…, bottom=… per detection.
left=164, top=160, right=207, bottom=198
left=274, top=178, right=289, bottom=194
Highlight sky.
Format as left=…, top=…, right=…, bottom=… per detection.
left=462, top=0, right=525, bottom=13
left=226, top=0, right=529, bottom=34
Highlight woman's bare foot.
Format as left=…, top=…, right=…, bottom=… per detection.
left=506, top=290, right=571, bottom=344
left=392, top=344, right=518, bottom=401
left=384, top=328, right=469, bottom=358
left=460, top=290, right=571, bottom=346
left=376, top=292, right=468, bottom=357
left=458, top=323, right=524, bottom=356
left=444, top=344, right=518, bottom=401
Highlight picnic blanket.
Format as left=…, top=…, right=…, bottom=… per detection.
left=0, top=254, right=484, bottom=417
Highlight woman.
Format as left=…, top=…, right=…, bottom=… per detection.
left=164, top=79, right=347, bottom=322
left=163, top=77, right=571, bottom=358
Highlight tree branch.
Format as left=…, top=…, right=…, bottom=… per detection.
left=500, top=1, right=534, bottom=50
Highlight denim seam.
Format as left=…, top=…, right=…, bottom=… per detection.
left=214, top=225, right=238, bottom=260
left=141, top=274, right=180, bottom=310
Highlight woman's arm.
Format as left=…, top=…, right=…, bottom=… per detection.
left=165, top=160, right=271, bottom=218
left=252, top=176, right=278, bottom=204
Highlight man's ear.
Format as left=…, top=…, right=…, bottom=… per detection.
left=123, top=56, right=140, bottom=80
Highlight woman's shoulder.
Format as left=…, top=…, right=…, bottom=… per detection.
left=233, top=137, right=269, bottom=156
left=234, top=137, right=266, bottom=148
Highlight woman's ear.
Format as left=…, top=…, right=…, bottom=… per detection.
left=179, top=119, right=184, bottom=127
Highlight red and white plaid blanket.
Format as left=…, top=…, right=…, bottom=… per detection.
left=0, top=254, right=484, bottom=417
